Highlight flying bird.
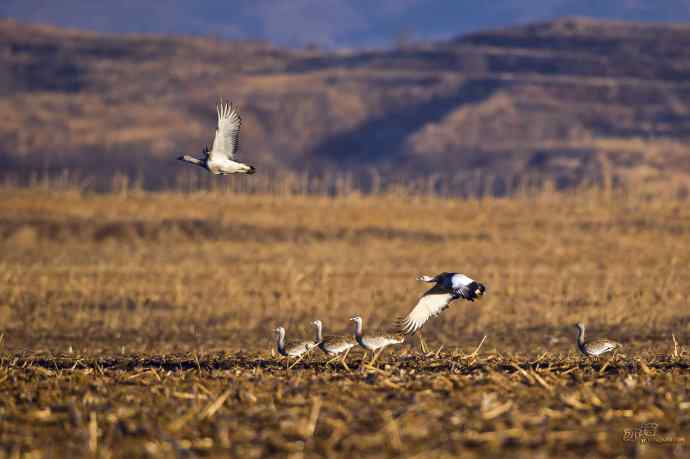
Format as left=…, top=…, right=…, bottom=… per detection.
left=178, top=100, right=256, bottom=175
left=397, top=272, right=486, bottom=336
left=575, top=323, right=622, bottom=357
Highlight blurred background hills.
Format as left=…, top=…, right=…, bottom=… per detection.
left=2, top=3, right=690, bottom=194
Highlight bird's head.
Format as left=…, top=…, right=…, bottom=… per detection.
left=574, top=323, right=585, bottom=332
left=417, top=274, right=437, bottom=283
left=275, top=327, right=285, bottom=337
left=311, top=320, right=322, bottom=328
left=474, top=282, right=487, bottom=297
left=349, top=315, right=362, bottom=324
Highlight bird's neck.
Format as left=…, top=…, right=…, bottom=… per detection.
left=314, top=324, right=322, bottom=342
left=576, top=327, right=586, bottom=351
left=353, top=321, right=363, bottom=339
left=276, top=333, right=286, bottom=354
left=181, top=155, right=204, bottom=166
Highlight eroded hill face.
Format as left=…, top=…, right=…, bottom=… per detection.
left=1, top=17, right=690, bottom=193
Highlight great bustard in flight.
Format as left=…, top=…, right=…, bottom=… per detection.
left=396, top=272, right=486, bottom=352
left=274, top=326, right=315, bottom=368
left=178, top=100, right=256, bottom=175
left=312, top=319, right=355, bottom=370
left=575, top=323, right=622, bottom=357
left=350, top=315, right=404, bottom=366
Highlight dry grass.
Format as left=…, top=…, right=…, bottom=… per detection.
left=0, top=187, right=689, bottom=457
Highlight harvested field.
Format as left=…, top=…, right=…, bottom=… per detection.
left=0, top=187, right=689, bottom=458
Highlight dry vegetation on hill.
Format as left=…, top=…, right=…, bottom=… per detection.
left=2, top=17, right=690, bottom=192
left=0, top=186, right=688, bottom=457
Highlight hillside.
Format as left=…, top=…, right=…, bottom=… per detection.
left=2, top=17, right=690, bottom=193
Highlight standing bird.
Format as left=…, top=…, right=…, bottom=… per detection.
left=575, top=323, right=622, bottom=357
left=312, top=319, right=355, bottom=370
left=274, top=327, right=315, bottom=368
left=178, top=100, right=256, bottom=175
left=350, top=315, right=404, bottom=366
left=396, top=273, right=486, bottom=349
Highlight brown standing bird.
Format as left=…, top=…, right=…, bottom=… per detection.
left=275, top=326, right=315, bottom=358
left=351, top=315, right=404, bottom=366
left=575, top=322, right=622, bottom=357
left=312, top=319, right=355, bottom=369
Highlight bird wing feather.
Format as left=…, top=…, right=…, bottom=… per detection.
left=363, top=335, right=403, bottom=349
left=450, top=274, right=476, bottom=300
left=451, top=274, right=474, bottom=287
left=397, top=285, right=455, bottom=335
left=321, top=335, right=355, bottom=353
left=209, top=101, right=242, bottom=161
left=284, top=340, right=314, bottom=356
left=586, top=338, right=621, bottom=355
left=322, top=334, right=354, bottom=344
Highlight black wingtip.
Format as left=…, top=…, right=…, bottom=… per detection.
left=246, top=165, right=256, bottom=175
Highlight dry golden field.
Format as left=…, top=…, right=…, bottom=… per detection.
left=0, top=186, right=688, bottom=458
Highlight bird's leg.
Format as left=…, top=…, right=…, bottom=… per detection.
left=599, top=356, right=614, bottom=374
left=340, top=348, right=352, bottom=364
left=288, top=352, right=307, bottom=370
left=325, top=354, right=340, bottom=366
left=341, top=359, right=351, bottom=372
left=369, top=348, right=385, bottom=367
left=340, top=348, right=352, bottom=372
left=419, top=332, right=428, bottom=354
left=360, top=351, right=371, bottom=370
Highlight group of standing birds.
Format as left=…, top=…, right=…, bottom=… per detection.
left=275, top=272, right=488, bottom=367
left=179, top=100, right=623, bottom=364
left=276, top=316, right=405, bottom=370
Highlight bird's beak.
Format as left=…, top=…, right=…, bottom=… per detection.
left=475, top=289, right=484, bottom=296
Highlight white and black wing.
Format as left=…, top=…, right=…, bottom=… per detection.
left=450, top=274, right=485, bottom=301
left=397, top=285, right=455, bottom=335
left=209, top=101, right=242, bottom=161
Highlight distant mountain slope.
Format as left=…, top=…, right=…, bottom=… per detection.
left=1, top=17, right=690, bottom=193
